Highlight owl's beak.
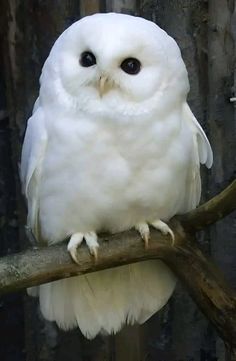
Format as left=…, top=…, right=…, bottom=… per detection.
left=98, top=76, right=110, bottom=97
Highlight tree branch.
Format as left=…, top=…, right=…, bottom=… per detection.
left=0, top=180, right=235, bottom=350
left=180, top=179, right=236, bottom=231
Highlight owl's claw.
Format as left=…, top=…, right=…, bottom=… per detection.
left=135, top=220, right=175, bottom=247
left=67, top=231, right=99, bottom=264
left=135, top=222, right=150, bottom=248
left=151, top=219, right=175, bottom=245
left=85, top=231, right=99, bottom=260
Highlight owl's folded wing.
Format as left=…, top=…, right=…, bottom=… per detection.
left=20, top=105, right=47, bottom=241
left=184, top=103, right=213, bottom=169
left=181, top=103, right=213, bottom=212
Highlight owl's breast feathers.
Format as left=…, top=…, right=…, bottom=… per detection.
left=32, top=105, right=201, bottom=243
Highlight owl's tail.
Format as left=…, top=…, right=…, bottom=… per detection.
left=37, top=260, right=175, bottom=339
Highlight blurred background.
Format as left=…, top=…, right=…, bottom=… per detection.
left=0, top=1, right=235, bottom=360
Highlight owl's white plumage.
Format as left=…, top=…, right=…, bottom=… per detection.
left=21, top=13, right=212, bottom=338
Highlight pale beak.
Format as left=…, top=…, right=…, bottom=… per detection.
left=99, top=76, right=109, bottom=97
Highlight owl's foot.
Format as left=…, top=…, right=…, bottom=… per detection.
left=67, top=231, right=99, bottom=264
left=135, top=222, right=150, bottom=248
left=151, top=219, right=175, bottom=245
left=135, top=219, right=175, bottom=247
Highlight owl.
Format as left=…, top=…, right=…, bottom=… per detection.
left=21, top=13, right=212, bottom=339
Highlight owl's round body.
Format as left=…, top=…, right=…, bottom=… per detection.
left=40, top=105, right=192, bottom=243
left=21, top=13, right=212, bottom=338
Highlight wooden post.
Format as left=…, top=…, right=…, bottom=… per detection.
left=208, top=1, right=236, bottom=358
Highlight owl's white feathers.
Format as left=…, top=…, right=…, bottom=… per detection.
left=21, top=13, right=212, bottom=338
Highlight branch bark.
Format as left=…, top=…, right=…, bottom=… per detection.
left=180, top=179, right=236, bottom=231
left=0, top=180, right=236, bottom=351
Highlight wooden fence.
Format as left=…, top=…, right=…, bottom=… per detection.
left=0, top=0, right=235, bottom=360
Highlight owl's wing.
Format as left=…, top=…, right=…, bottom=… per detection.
left=20, top=104, right=47, bottom=241
left=181, top=103, right=213, bottom=212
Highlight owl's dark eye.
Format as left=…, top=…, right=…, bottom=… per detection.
left=120, top=58, right=141, bottom=75
left=79, top=51, right=96, bottom=67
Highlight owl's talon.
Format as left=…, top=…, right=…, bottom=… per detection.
left=90, top=246, right=98, bottom=261
left=85, top=231, right=99, bottom=259
left=135, top=222, right=150, bottom=248
left=67, top=232, right=84, bottom=264
left=67, top=231, right=99, bottom=264
left=151, top=219, right=175, bottom=245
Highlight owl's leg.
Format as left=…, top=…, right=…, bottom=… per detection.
left=135, top=222, right=150, bottom=248
left=67, top=231, right=99, bottom=264
left=151, top=219, right=175, bottom=245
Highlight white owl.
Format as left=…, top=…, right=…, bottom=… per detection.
left=21, top=13, right=213, bottom=339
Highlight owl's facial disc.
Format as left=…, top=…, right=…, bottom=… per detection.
left=79, top=51, right=114, bottom=97
left=97, top=58, right=141, bottom=97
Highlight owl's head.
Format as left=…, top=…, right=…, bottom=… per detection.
left=40, top=13, right=189, bottom=120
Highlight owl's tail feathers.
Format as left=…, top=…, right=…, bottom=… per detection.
left=38, top=260, right=176, bottom=339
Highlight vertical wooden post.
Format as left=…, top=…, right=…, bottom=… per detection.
left=80, top=0, right=100, bottom=16
left=208, top=0, right=236, bottom=359
left=106, top=0, right=137, bottom=14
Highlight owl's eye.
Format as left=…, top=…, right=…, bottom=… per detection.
left=80, top=51, right=96, bottom=67
left=120, top=58, right=141, bottom=75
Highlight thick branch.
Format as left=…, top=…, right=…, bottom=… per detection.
left=1, top=180, right=235, bottom=293
left=180, top=179, right=236, bottom=231
left=0, top=180, right=235, bottom=349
